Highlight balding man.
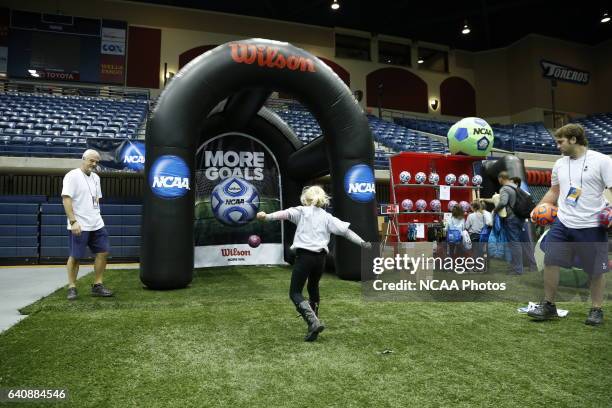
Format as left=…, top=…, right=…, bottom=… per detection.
left=62, top=149, right=113, bottom=300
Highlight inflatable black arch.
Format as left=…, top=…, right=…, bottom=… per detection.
left=141, top=39, right=378, bottom=289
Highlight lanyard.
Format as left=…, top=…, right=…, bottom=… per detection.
left=567, top=150, right=587, bottom=188
left=81, top=171, right=98, bottom=199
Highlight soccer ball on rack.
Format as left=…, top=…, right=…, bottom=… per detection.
left=428, top=172, right=440, bottom=185
left=399, top=171, right=411, bottom=184
left=448, top=200, right=458, bottom=211
left=457, top=174, right=470, bottom=186
left=459, top=201, right=471, bottom=212
left=415, top=172, right=427, bottom=184
left=210, top=177, right=260, bottom=226
left=415, top=199, right=427, bottom=211
left=429, top=199, right=441, bottom=212
left=401, top=199, right=414, bottom=211
left=472, top=175, right=483, bottom=186
left=447, top=117, right=494, bottom=156
left=531, top=203, right=558, bottom=226
left=445, top=173, right=456, bottom=185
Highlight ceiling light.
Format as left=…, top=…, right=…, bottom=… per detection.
left=331, top=0, right=340, bottom=10
left=417, top=58, right=424, bottom=64
left=461, top=20, right=471, bottom=35
left=602, top=12, right=610, bottom=23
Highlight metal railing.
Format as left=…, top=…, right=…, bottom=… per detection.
left=0, top=78, right=150, bottom=101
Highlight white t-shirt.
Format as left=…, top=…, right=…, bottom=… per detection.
left=551, top=149, right=612, bottom=229
left=61, top=168, right=105, bottom=231
left=284, top=206, right=350, bottom=253
left=445, top=216, right=465, bottom=232
left=482, top=210, right=493, bottom=227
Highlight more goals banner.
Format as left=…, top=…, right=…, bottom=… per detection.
left=193, top=132, right=285, bottom=267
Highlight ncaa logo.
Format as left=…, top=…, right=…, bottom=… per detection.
left=120, top=141, right=145, bottom=171
left=149, top=155, right=190, bottom=199
left=344, top=164, right=375, bottom=203
left=477, top=136, right=490, bottom=151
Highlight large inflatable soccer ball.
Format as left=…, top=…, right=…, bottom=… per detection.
left=415, top=199, right=428, bottom=211
left=459, top=201, right=471, bottom=213
left=211, top=177, right=260, bottom=226
left=597, top=206, right=612, bottom=228
left=415, top=172, right=427, bottom=184
left=430, top=199, right=442, bottom=212
left=472, top=175, right=483, bottom=186
left=447, top=117, right=494, bottom=156
left=399, top=171, right=411, bottom=184
left=530, top=203, right=558, bottom=226
left=457, top=174, right=470, bottom=186
left=448, top=200, right=458, bottom=211
left=428, top=172, right=440, bottom=185
left=445, top=173, right=456, bottom=185
left=401, top=198, right=414, bottom=211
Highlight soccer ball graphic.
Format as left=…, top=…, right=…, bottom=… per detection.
left=401, top=199, right=414, bottom=211
left=472, top=175, right=483, bottom=186
left=210, top=177, right=260, bottom=226
left=429, top=199, right=441, bottom=212
left=447, top=117, right=494, bottom=156
left=415, top=199, right=427, bottom=211
left=598, top=207, right=612, bottom=228
left=445, top=173, right=456, bottom=185
left=459, top=201, right=471, bottom=212
left=428, top=172, right=440, bottom=185
left=399, top=171, right=411, bottom=184
left=531, top=203, right=558, bottom=226
left=415, top=172, right=427, bottom=184
left=448, top=200, right=458, bottom=211
left=458, top=174, right=470, bottom=185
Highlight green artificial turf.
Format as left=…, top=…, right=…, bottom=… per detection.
left=0, top=265, right=611, bottom=407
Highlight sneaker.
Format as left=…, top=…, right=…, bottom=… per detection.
left=67, top=287, right=78, bottom=301
left=527, top=301, right=558, bottom=320
left=585, top=308, right=603, bottom=326
left=91, top=283, right=114, bottom=297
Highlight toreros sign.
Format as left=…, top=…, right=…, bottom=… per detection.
left=540, top=60, right=589, bottom=85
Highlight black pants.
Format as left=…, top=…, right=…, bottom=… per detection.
left=289, top=248, right=326, bottom=306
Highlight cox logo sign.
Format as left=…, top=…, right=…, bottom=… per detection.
left=149, top=155, right=190, bottom=199
left=102, top=43, right=124, bottom=55
left=344, top=164, right=375, bottom=203
left=121, top=141, right=145, bottom=172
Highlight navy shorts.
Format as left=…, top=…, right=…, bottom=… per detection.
left=543, top=219, right=609, bottom=276
left=68, top=227, right=110, bottom=259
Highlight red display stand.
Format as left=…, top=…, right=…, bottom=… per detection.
left=386, top=152, right=482, bottom=243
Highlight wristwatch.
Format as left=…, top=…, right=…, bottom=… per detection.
left=70, top=219, right=77, bottom=225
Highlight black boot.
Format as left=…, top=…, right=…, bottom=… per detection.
left=309, top=300, right=319, bottom=317
left=296, top=300, right=324, bottom=341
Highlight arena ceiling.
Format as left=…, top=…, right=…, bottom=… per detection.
left=134, top=0, right=611, bottom=51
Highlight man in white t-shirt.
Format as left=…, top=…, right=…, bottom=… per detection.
left=528, top=124, right=612, bottom=325
left=62, top=149, right=113, bottom=300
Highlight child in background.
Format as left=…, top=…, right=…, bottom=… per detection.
left=445, top=205, right=465, bottom=258
left=466, top=201, right=487, bottom=270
